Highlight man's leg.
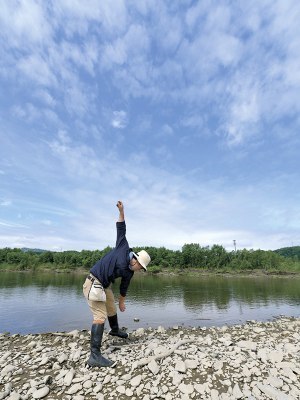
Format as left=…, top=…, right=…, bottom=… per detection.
left=106, top=286, right=128, bottom=339
left=83, top=278, right=115, bottom=367
left=87, top=321, right=114, bottom=367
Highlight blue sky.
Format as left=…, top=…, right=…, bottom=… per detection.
left=1, top=0, right=300, bottom=252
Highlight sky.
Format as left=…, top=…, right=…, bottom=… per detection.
left=0, top=0, right=300, bottom=252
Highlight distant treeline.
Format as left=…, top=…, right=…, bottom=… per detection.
left=0, top=244, right=299, bottom=272
left=274, top=246, right=300, bottom=259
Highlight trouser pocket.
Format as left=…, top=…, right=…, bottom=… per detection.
left=89, top=281, right=107, bottom=302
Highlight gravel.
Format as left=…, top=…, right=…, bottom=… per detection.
left=0, top=317, right=299, bottom=399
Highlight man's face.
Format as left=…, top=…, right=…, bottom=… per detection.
left=130, top=257, right=144, bottom=272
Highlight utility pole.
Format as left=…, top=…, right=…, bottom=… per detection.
left=233, top=240, right=236, bottom=252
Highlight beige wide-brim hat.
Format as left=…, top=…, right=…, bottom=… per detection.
left=133, top=250, right=151, bottom=271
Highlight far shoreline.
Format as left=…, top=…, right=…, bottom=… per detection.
left=1, top=266, right=300, bottom=277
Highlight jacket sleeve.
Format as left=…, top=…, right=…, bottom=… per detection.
left=116, top=221, right=127, bottom=248
left=119, top=272, right=133, bottom=297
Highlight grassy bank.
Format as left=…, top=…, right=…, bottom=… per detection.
left=1, top=245, right=300, bottom=275
left=1, top=262, right=300, bottom=276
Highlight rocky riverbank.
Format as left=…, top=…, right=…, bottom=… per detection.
left=1, top=317, right=299, bottom=400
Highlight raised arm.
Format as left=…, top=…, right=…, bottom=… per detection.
left=116, top=200, right=126, bottom=312
left=116, top=200, right=125, bottom=222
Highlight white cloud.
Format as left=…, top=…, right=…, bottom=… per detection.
left=53, top=0, right=128, bottom=35
left=101, top=24, right=150, bottom=70
left=1, top=125, right=299, bottom=251
left=34, top=89, right=56, bottom=107
left=0, top=200, right=12, bottom=206
left=1, top=0, right=300, bottom=253
left=0, top=220, right=27, bottom=228
left=111, top=111, right=128, bottom=129
left=41, top=219, right=52, bottom=226
left=11, top=103, right=58, bottom=125
left=60, top=40, right=98, bottom=75
left=17, top=54, right=57, bottom=87
left=161, top=124, right=174, bottom=136
left=64, top=84, right=90, bottom=116
left=0, top=0, right=53, bottom=46
left=225, top=81, right=260, bottom=145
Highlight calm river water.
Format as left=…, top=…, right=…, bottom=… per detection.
left=0, top=271, right=299, bottom=334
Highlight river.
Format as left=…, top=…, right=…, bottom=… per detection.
left=0, top=271, right=299, bottom=334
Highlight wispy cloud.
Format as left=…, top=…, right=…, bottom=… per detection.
left=111, top=110, right=128, bottom=129
left=0, top=220, right=27, bottom=229
left=0, top=1, right=300, bottom=251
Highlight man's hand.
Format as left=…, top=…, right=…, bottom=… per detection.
left=116, top=201, right=124, bottom=212
left=119, top=296, right=126, bottom=312
left=116, top=201, right=125, bottom=222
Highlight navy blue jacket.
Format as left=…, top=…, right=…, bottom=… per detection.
left=90, top=221, right=134, bottom=297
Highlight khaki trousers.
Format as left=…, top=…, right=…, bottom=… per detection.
left=83, top=276, right=117, bottom=321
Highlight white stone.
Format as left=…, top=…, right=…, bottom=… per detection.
left=257, top=383, right=294, bottom=400
left=7, top=392, right=21, bottom=400
left=32, top=386, right=50, bottom=399
left=63, top=368, right=75, bottom=386
left=257, top=348, right=269, bottom=362
left=39, top=357, right=49, bottom=366
left=213, top=361, right=223, bottom=371
left=283, top=343, right=298, bottom=354
left=57, top=353, right=68, bottom=363
left=67, top=329, right=79, bottom=338
left=266, top=376, right=283, bottom=388
left=175, top=360, right=186, bottom=373
left=66, top=383, right=82, bottom=395
left=30, top=379, right=38, bottom=388
left=237, top=341, right=257, bottom=351
left=0, top=351, right=11, bottom=362
left=268, top=350, right=284, bottom=363
left=277, top=362, right=297, bottom=371
left=125, top=388, right=134, bottom=396
left=281, top=367, right=297, bottom=382
left=135, top=328, right=145, bottom=336
left=185, top=359, right=198, bottom=369
left=93, top=384, right=103, bottom=393
left=178, top=383, right=194, bottom=395
left=103, top=375, right=111, bottom=384
left=148, top=359, right=160, bottom=375
left=116, top=385, right=126, bottom=394
left=172, top=371, right=183, bottom=386
left=242, top=365, right=251, bottom=377
left=1, top=365, right=16, bottom=376
left=210, top=389, right=219, bottom=400
left=122, top=373, right=132, bottom=381
left=83, top=379, right=93, bottom=389
left=232, top=383, right=243, bottom=399
left=253, top=327, right=265, bottom=333
left=5, top=383, right=12, bottom=393
left=130, top=375, right=142, bottom=387
left=194, top=383, right=206, bottom=394
left=153, top=346, right=168, bottom=356
left=162, top=385, right=168, bottom=393
left=71, top=350, right=81, bottom=362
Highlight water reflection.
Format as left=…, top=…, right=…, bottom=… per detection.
left=0, top=271, right=299, bottom=334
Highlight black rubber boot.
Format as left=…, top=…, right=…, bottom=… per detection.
left=108, top=314, right=128, bottom=339
left=87, top=324, right=115, bottom=367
